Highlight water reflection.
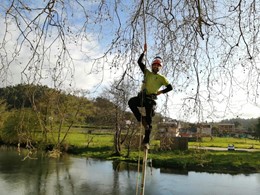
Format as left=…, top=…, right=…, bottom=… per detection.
left=0, top=148, right=259, bottom=195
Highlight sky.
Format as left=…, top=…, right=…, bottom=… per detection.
left=0, top=0, right=260, bottom=123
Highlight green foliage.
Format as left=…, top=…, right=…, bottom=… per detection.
left=220, top=117, right=258, bottom=131
left=0, top=84, right=49, bottom=109
left=1, top=109, right=40, bottom=144
left=0, top=99, right=8, bottom=129
left=86, top=97, right=116, bottom=126
left=0, top=84, right=97, bottom=147
left=255, top=118, right=260, bottom=139
left=0, top=84, right=114, bottom=128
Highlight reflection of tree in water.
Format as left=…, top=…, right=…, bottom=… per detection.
left=52, top=156, right=76, bottom=195
left=1, top=151, right=259, bottom=194
left=112, top=161, right=135, bottom=195
left=0, top=149, right=76, bottom=194
left=112, top=160, right=154, bottom=195
left=160, top=167, right=188, bottom=175
left=112, top=160, right=137, bottom=172
left=256, top=173, right=260, bottom=184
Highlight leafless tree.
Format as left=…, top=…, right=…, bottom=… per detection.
left=102, top=78, right=133, bottom=155
left=0, top=0, right=260, bottom=122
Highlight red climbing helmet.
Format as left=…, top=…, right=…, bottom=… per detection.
left=152, top=56, right=163, bottom=67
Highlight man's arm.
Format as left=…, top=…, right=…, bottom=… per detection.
left=137, top=44, right=147, bottom=73
left=157, top=84, right=173, bottom=95
left=138, top=53, right=146, bottom=73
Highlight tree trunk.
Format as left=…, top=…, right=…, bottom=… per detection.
left=114, top=106, right=121, bottom=156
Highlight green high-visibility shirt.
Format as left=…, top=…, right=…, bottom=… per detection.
left=141, top=69, right=170, bottom=95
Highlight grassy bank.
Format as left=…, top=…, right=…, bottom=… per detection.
left=62, top=131, right=260, bottom=174
left=146, top=150, right=260, bottom=173
left=189, top=137, right=260, bottom=149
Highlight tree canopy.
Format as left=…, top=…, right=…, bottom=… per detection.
left=0, top=0, right=260, bottom=122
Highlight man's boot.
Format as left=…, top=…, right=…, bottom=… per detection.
left=143, top=128, right=151, bottom=144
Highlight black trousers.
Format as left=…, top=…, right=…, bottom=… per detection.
left=128, top=94, right=156, bottom=129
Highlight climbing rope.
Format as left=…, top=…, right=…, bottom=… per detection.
left=135, top=1, right=149, bottom=195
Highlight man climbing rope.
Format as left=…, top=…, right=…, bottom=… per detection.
left=128, top=44, right=173, bottom=144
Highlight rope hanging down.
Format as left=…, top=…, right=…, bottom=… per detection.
left=142, top=0, right=147, bottom=47
left=135, top=1, right=150, bottom=195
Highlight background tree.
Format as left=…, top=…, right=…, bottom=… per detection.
left=102, top=79, right=133, bottom=156
left=30, top=88, right=94, bottom=155
left=1, top=108, right=40, bottom=147
left=87, top=97, right=116, bottom=126
left=0, top=84, right=94, bottom=155
left=255, top=118, right=260, bottom=140
left=0, top=99, right=8, bottom=138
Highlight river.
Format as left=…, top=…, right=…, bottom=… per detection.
left=0, top=148, right=259, bottom=195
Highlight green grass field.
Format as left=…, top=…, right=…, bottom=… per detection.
left=63, top=130, right=260, bottom=150
left=46, top=130, right=260, bottom=173
left=189, top=137, right=260, bottom=149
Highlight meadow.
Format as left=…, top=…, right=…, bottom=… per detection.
left=63, top=130, right=260, bottom=173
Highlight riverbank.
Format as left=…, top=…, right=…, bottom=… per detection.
left=148, top=149, right=260, bottom=174
left=1, top=142, right=260, bottom=174
left=66, top=144, right=260, bottom=174
left=63, top=134, right=260, bottom=174
left=1, top=134, right=260, bottom=174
